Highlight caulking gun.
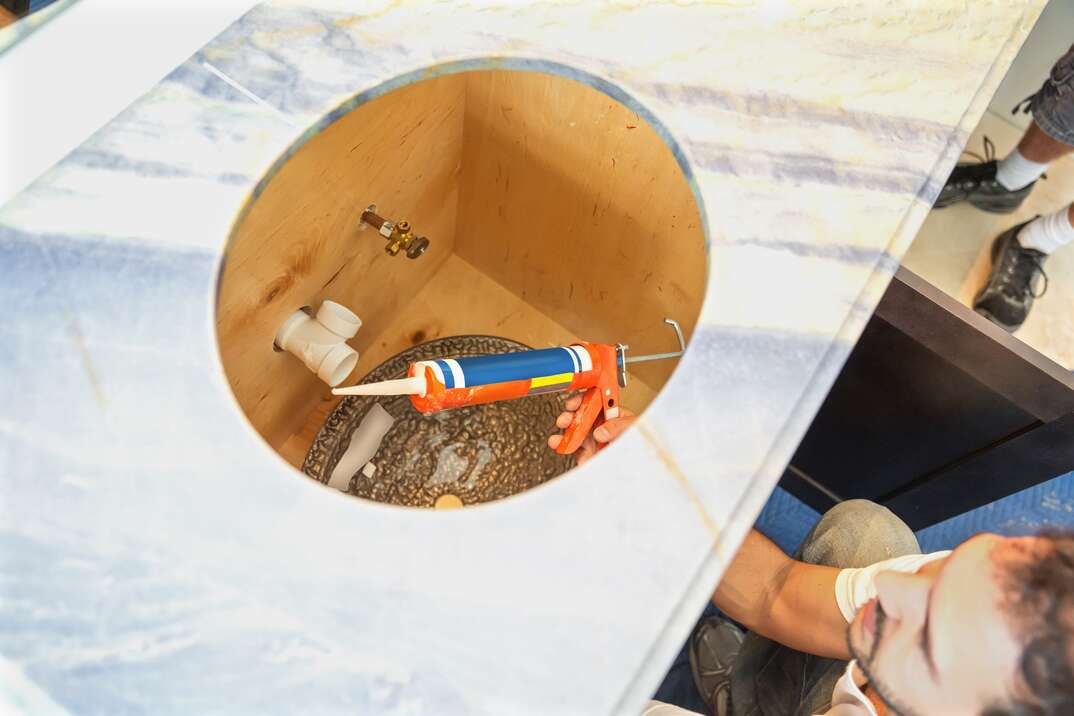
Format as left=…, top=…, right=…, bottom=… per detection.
left=331, top=319, right=687, bottom=456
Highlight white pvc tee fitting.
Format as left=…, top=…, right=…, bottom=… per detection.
left=275, top=301, right=361, bottom=386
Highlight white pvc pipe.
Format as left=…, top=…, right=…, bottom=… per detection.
left=275, top=301, right=361, bottom=386
left=316, top=301, right=361, bottom=339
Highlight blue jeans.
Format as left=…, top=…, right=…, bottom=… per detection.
left=1029, top=43, right=1074, bottom=146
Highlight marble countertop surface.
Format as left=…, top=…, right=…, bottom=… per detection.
left=0, top=2, right=1043, bottom=713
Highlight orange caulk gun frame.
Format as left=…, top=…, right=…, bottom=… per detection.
left=332, top=319, right=686, bottom=456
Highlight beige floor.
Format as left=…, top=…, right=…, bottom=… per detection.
left=902, top=110, right=1074, bottom=370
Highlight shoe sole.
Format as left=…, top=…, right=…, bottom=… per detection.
left=934, top=195, right=1022, bottom=213
left=967, top=195, right=1023, bottom=214
left=933, top=198, right=962, bottom=209
left=935, top=189, right=1026, bottom=213
left=973, top=304, right=1020, bottom=332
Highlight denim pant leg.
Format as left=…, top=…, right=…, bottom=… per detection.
left=729, top=500, right=920, bottom=716
left=1029, top=43, right=1074, bottom=146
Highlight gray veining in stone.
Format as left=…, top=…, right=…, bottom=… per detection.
left=0, top=2, right=1045, bottom=713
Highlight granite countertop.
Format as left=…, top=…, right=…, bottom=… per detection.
left=0, top=2, right=1043, bottom=713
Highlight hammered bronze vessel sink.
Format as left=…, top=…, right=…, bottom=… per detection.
left=303, top=336, right=574, bottom=507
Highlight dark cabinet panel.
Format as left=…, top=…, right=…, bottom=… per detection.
left=782, top=268, right=1074, bottom=529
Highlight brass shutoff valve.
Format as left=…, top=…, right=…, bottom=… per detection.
left=359, top=205, right=430, bottom=259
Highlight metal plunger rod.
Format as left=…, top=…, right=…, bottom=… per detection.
left=624, top=351, right=681, bottom=365
left=623, top=318, right=686, bottom=364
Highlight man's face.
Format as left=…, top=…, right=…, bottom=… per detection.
left=847, top=534, right=1037, bottom=716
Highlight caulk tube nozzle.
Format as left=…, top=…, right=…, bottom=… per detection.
left=332, top=373, right=427, bottom=397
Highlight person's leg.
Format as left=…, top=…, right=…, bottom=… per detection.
left=968, top=45, right=1074, bottom=331
left=936, top=44, right=1074, bottom=213
left=1022, top=44, right=1074, bottom=160
left=1014, top=119, right=1074, bottom=164
left=1018, top=202, right=1074, bottom=254
left=729, top=500, right=919, bottom=716
left=992, top=121, right=1062, bottom=192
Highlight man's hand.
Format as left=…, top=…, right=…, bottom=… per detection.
left=546, top=394, right=636, bottom=464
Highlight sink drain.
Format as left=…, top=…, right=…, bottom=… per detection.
left=434, top=494, right=463, bottom=509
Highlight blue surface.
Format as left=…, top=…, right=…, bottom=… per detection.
left=434, top=347, right=581, bottom=388
left=916, top=469, right=1074, bottom=550
left=755, top=470, right=1074, bottom=556
left=29, top=0, right=60, bottom=12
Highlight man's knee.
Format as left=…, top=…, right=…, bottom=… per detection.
left=798, top=499, right=920, bottom=569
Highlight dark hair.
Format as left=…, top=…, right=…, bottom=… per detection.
left=985, top=530, right=1074, bottom=716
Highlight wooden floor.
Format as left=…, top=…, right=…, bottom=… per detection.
left=277, top=254, right=658, bottom=468
left=903, top=110, right=1074, bottom=370
left=0, top=6, right=16, bottom=27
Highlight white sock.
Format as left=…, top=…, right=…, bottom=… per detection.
left=1018, top=206, right=1074, bottom=254
left=995, top=148, right=1049, bottom=190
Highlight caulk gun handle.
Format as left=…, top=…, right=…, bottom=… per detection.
left=555, top=386, right=605, bottom=456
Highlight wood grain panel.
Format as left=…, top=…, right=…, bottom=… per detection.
left=455, top=71, right=706, bottom=389
left=217, top=74, right=466, bottom=449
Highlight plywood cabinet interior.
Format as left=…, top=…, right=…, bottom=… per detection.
left=217, top=69, right=707, bottom=467
left=457, top=72, right=705, bottom=389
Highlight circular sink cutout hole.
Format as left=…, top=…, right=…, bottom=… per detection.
left=215, top=66, right=707, bottom=508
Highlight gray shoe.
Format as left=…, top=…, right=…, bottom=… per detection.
left=689, top=617, right=745, bottom=716
left=974, top=220, right=1049, bottom=332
